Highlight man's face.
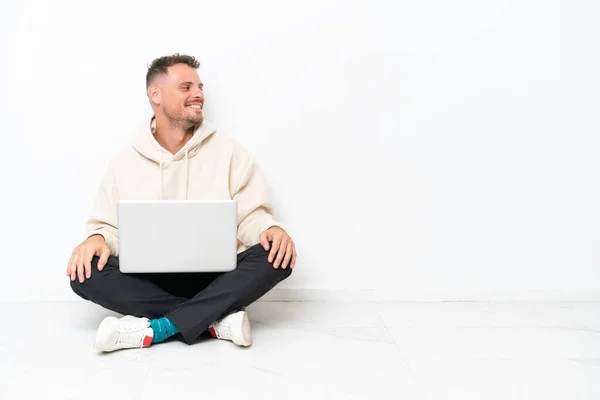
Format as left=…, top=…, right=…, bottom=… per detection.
left=151, top=63, right=204, bottom=128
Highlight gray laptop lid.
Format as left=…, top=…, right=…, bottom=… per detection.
left=117, top=200, right=238, bottom=273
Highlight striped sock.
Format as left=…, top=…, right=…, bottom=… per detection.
left=149, top=317, right=180, bottom=343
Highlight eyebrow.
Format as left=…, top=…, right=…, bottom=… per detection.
left=180, top=81, right=204, bottom=88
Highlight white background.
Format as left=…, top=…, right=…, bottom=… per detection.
left=0, top=0, right=598, bottom=301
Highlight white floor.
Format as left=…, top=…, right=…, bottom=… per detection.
left=0, top=301, right=598, bottom=399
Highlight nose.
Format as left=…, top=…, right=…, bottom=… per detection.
left=191, top=86, right=204, bottom=101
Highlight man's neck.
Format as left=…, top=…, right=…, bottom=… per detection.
left=154, top=118, right=195, bottom=155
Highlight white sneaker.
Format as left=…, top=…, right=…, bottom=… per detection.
left=208, top=310, right=252, bottom=346
left=94, top=315, right=154, bottom=352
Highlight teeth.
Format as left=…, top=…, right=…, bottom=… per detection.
left=187, top=104, right=202, bottom=109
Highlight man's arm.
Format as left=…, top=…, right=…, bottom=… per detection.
left=232, top=152, right=283, bottom=247
left=86, top=162, right=120, bottom=256
left=230, top=148, right=296, bottom=269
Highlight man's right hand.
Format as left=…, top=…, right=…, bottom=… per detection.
left=67, top=234, right=111, bottom=283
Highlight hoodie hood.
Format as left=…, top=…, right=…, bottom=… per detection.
left=132, top=115, right=217, bottom=200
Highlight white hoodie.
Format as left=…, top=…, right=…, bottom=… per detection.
left=86, top=116, right=283, bottom=255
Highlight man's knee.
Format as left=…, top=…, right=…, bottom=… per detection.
left=250, top=244, right=293, bottom=280
left=68, top=255, right=105, bottom=298
left=70, top=276, right=86, bottom=298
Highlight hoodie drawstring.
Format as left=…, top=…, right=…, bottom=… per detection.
left=185, top=148, right=189, bottom=200
left=158, top=148, right=190, bottom=200
left=159, top=152, right=165, bottom=200
left=141, top=116, right=213, bottom=202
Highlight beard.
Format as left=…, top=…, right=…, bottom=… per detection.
left=163, top=105, right=203, bottom=129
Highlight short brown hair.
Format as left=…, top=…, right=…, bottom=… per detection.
left=146, top=54, right=200, bottom=87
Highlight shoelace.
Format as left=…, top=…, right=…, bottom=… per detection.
left=214, top=322, right=232, bottom=340
left=115, top=323, right=148, bottom=346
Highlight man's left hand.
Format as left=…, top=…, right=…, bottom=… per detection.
left=259, top=226, right=296, bottom=269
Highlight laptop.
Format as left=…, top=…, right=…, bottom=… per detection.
left=117, top=199, right=238, bottom=273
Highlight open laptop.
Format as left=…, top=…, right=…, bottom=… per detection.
left=117, top=199, right=238, bottom=273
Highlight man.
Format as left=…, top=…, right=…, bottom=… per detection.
left=68, top=54, right=296, bottom=352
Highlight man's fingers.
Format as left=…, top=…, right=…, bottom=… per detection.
left=84, top=251, right=92, bottom=280
left=291, top=246, right=296, bottom=269
left=98, top=247, right=110, bottom=271
left=268, top=237, right=281, bottom=263
left=273, top=239, right=287, bottom=268
left=281, top=242, right=293, bottom=269
left=259, top=232, right=270, bottom=251
left=67, top=253, right=75, bottom=276
left=77, top=250, right=85, bottom=283
left=70, top=253, right=78, bottom=281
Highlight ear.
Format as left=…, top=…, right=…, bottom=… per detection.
left=147, top=85, right=161, bottom=106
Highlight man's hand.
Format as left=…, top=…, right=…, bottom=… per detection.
left=67, top=234, right=111, bottom=283
left=259, top=226, right=296, bottom=269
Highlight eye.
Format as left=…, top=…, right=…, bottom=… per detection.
left=182, top=86, right=190, bottom=91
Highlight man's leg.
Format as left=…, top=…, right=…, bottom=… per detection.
left=70, top=255, right=189, bottom=319
left=165, top=242, right=292, bottom=344
left=71, top=243, right=291, bottom=348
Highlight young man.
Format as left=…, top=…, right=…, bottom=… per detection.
left=67, top=54, right=296, bottom=352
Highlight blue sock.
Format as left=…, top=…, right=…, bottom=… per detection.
left=149, top=317, right=180, bottom=343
